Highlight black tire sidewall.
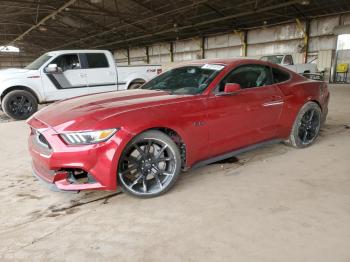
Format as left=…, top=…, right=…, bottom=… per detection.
left=118, top=130, right=182, bottom=198
left=2, top=90, right=38, bottom=120
left=128, top=83, right=143, bottom=89
left=289, top=102, right=322, bottom=148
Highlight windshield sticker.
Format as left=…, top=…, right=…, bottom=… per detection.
left=201, top=64, right=225, bottom=71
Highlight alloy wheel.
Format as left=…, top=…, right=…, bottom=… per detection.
left=119, top=138, right=177, bottom=195
left=297, top=108, right=321, bottom=145
left=7, top=95, right=33, bottom=118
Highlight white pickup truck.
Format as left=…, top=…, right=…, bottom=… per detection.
left=260, top=54, right=317, bottom=74
left=0, top=50, right=162, bottom=120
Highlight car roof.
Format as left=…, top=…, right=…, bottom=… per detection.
left=177, top=57, right=276, bottom=67
left=175, top=57, right=301, bottom=78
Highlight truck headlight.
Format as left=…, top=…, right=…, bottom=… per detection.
left=60, top=129, right=118, bottom=145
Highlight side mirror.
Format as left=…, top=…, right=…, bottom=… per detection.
left=224, top=83, right=241, bottom=93
left=45, top=64, right=60, bottom=73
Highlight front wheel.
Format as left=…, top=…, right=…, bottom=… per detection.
left=2, top=90, right=38, bottom=120
left=118, top=130, right=181, bottom=198
left=287, top=101, right=322, bottom=148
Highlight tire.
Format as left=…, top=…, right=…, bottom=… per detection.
left=287, top=101, right=322, bottom=148
left=118, top=130, right=181, bottom=198
left=128, top=82, right=144, bottom=89
left=2, top=90, right=38, bottom=120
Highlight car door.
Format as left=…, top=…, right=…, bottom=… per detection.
left=207, top=64, right=284, bottom=157
left=82, top=53, right=117, bottom=94
left=42, top=53, right=89, bottom=101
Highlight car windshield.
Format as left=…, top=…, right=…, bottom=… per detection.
left=142, top=64, right=225, bottom=95
left=25, top=54, right=52, bottom=70
left=260, top=55, right=284, bottom=64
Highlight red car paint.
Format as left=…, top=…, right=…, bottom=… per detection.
left=27, top=58, right=329, bottom=191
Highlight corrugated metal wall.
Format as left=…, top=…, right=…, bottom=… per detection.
left=114, top=13, right=350, bottom=81
left=0, top=54, right=35, bottom=69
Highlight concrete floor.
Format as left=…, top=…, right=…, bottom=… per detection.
left=0, top=84, right=349, bottom=262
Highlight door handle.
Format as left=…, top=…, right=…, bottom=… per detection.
left=80, top=73, right=87, bottom=77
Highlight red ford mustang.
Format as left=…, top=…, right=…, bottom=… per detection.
left=27, top=58, right=329, bottom=197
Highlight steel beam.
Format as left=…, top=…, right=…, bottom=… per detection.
left=49, top=0, right=210, bottom=50
left=126, top=48, right=130, bottom=65
left=91, top=1, right=299, bottom=49
left=145, top=46, right=150, bottom=64
left=170, top=42, right=174, bottom=62
left=3, top=0, right=77, bottom=48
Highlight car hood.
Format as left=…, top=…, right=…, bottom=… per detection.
left=33, top=89, right=186, bottom=132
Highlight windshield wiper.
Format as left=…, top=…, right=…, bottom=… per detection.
left=151, top=88, right=174, bottom=94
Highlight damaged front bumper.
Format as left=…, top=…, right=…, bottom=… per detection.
left=27, top=117, right=121, bottom=192
left=31, top=162, right=105, bottom=192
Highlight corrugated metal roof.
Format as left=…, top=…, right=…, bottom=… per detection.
left=0, top=0, right=349, bottom=55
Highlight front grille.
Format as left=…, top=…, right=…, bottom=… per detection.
left=35, top=130, right=51, bottom=149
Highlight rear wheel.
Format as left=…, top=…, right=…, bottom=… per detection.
left=128, top=82, right=145, bottom=89
left=2, top=90, right=38, bottom=120
left=287, top=102, right=322, bottom=148
left=118, top=130, right=181, bottom=198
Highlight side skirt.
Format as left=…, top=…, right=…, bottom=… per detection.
left=190, top=139, right=283, bottom=170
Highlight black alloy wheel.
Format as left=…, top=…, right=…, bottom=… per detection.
left=118, top=130, right=181, bottom=198
left=2, top=90, right=38, bottom=120
left=298, top=108, right=321, bottom=145
left=288, top=101, right=322, bottom=148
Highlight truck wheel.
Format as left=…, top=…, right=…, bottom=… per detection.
left=128, top=82, right=145, bottom=89
left=2, top=90, right=38, bottom=120
left=287, top=102, right=322, bottom=148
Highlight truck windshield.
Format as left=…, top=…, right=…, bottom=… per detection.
left=25, top=54, right=52, bottom=70
left=260, top=55, right=284, bottom=64
left=142, top=64, right=224, bottom=95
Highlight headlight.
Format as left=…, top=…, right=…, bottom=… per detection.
left=60, top=129, right=118, bottom=145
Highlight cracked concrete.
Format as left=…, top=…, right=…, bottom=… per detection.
left=0, top=84, right=349, bottom=262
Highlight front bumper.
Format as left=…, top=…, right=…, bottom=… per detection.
left=27, top=117, right=126, bottom=191
left=31, top=166, right=76, bottom=193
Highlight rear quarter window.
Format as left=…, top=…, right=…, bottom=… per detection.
left=272, top=67, right=290, bottom=83
left=85, top=53, right=109, bottom=68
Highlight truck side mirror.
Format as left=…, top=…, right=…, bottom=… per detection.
left=45, top=64, right=60, bottom=73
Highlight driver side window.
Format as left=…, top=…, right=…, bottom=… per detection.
left=218, top=64, right=272, bottom=92
left=50, top=54, right=81, bottom=72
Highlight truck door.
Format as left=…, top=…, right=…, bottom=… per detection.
left=82, top=53, right=117, bottom=94
left=42, top=53, right=89, bottom=101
